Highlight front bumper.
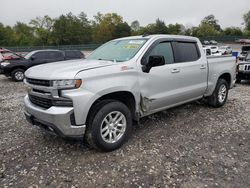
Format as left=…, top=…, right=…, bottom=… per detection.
left=24, top=95, right=86, bottom=139
left=236, top=71, right=250, bottom=80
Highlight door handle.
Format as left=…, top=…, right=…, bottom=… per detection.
left=171, top=69, right=180, bottom=73
left=200, top=65, right=206, bottom=69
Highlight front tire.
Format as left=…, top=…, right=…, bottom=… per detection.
left=85, top=100, right=132, bottom=152
left=207, top=79, right=229, bottom=108
left=11, top=68, right=25, bottom=81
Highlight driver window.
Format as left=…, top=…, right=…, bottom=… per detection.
left=148, top=42, right=174, bottom=64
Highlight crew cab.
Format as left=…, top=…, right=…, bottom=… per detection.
left=0, top=49, right=84, bottom=81
left=236, top=52, right=250, bottom=83
left=23, top=35, right=236, bottom=152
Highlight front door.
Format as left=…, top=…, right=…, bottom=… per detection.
left=139, top=39, right=207, bottom=114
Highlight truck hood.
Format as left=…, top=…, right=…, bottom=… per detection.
left=25, top=59, right=115, bottom=80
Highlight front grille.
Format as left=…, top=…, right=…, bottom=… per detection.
left=26, top=78, right=51, bottom=87
left=244, top=64, right=250, bottom=71
left=29, top=94, right=52, bottom=109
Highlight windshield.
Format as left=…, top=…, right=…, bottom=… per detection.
left=24, top=51, right=36, bottom=59
left=242, top=46, right=250, bottom=52
left=246, top=53, right=250, bottom=61
left=87, top=39, right=147, bottom=62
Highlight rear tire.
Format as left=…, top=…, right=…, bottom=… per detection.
left=85, top=100, right=132, bottom=152
left=207, top=79, right=229, bottom=108
left=11, top=68, right=25, bottom=82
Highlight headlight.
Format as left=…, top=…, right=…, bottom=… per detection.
left=52, top=79, right=82, bottom=89
left=1, top=62, right=10, bottom=66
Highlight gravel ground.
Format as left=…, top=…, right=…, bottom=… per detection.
left=0, top=75, right=250, bottom=188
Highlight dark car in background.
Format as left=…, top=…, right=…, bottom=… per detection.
left=0, top=49, right=85, bottom=81
left=238, top=45, right=250, bottom=61
left=236, top=52, right=250, bottom=83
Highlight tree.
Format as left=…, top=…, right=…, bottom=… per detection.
left=131, top=20, right=140, bottom=32
left=192, top=23, right=219, bottom=37
left=13, top=22, right=35, bottom=46
left=0, top=23, right=16, bottom=46
left=113, top=22, right=131, bottom=38
left=243, top=10, right=250, bottom=31
left=201, top=15, right=221, bottom=31
left=30, top=15, right=55, bottom=45
left=52, top=12, right=92, bottom=45
left=224, top=27, right=243, bottom=36
left=167, top=23, right=184, bottom=35
left=139, top=18, right=168, bottom=35
left=92, top=13, right=127, bottom=43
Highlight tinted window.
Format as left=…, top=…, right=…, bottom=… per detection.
left=148, top=42, right=174, bottom=64
left=49, top=51, right=63, bottom=59
left=175, top=42, right=200, bottom=62
left=242, top=46, right=250, bottom=52
left=65, top=51, right=81, bottom=58
left=34, top=52, right=48, bottom=59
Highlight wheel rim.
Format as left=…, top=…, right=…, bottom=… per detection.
left=100, top=111, right=126, bottom=144
left=15, top=71, right=24, bottom=80
left=218, top=84, right=227, bottom=103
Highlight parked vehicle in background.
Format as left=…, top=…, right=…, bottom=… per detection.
left=203, top=40, right=210, bottom=45
left=23, top=35, right=236, bottom=152
left=0, top=48, right=23, bottom=61
left=238, top=45, right=250, bottom=61
left=210, top=40, right=218, bottom=45
left=235, top=39, right=250, bottom=44
left=236, top=52, right=250, bottom=83
left=0, top=53, right=3, bottom=62
left=0, top=49, right=85, bottom=81
left=219, top=46, right=233, bottom=55
left=64, top=50, right=85, bottom=60
left=205, top=46, right=222, bottom=56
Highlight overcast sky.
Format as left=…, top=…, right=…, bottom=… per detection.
left=0, top=0, right=249, bottom=28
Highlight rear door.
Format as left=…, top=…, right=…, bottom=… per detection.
left=139, top=39, right=207, bottom=113
left=47, top=51, right=64, bottom=62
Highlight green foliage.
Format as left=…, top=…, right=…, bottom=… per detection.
left=92, top=13, right=130, bottom=43
left=243, top=11, right=250, bottom=31
left=192, top=23, right=219, bottom=37
left=52, top=12, right=92, bottom=45
left=201, top=14, right=221, bottom=31
left=30, top=15, right=55, bottom=45
left=224, top=27, right=243, bottom=36
left=0, top=11, right=249, bottom=47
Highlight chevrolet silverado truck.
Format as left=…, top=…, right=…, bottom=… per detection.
left=236, top=52, right=250, bottom=83
left=24, top=35, right=236, bottom=152
left=0, top=49, right=84, bottom=81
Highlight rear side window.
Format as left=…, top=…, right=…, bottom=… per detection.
left=175, top=42, right=200, bottom=62
left=147, top=42, right=174, bottom=64
left=65, top=51, right=82, bottom=58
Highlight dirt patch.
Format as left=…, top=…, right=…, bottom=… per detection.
left=0, top=75, right=250, bottom=187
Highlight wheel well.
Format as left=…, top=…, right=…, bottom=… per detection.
left=219, top=73, right=231, bottom=86
left=87, top=91, right=137, bottom=123
left=10, top=66, right=26, bottom=73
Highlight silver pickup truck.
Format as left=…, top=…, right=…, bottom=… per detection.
left=24, top=35, right=236, bottom=151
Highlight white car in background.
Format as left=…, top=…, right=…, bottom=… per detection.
left=204, top=46, right=222, bottom=56
left=219, top=46, right=233, bottom=55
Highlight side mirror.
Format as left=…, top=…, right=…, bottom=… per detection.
left=142, top=55, right=165, bottom=73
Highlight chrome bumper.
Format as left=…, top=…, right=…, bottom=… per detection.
left=24, top=95, right=86, bottom=139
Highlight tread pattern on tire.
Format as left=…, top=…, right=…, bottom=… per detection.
left=85, top=99, right=132, bottom=152
left=207, top=78, right=229, bottom=108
